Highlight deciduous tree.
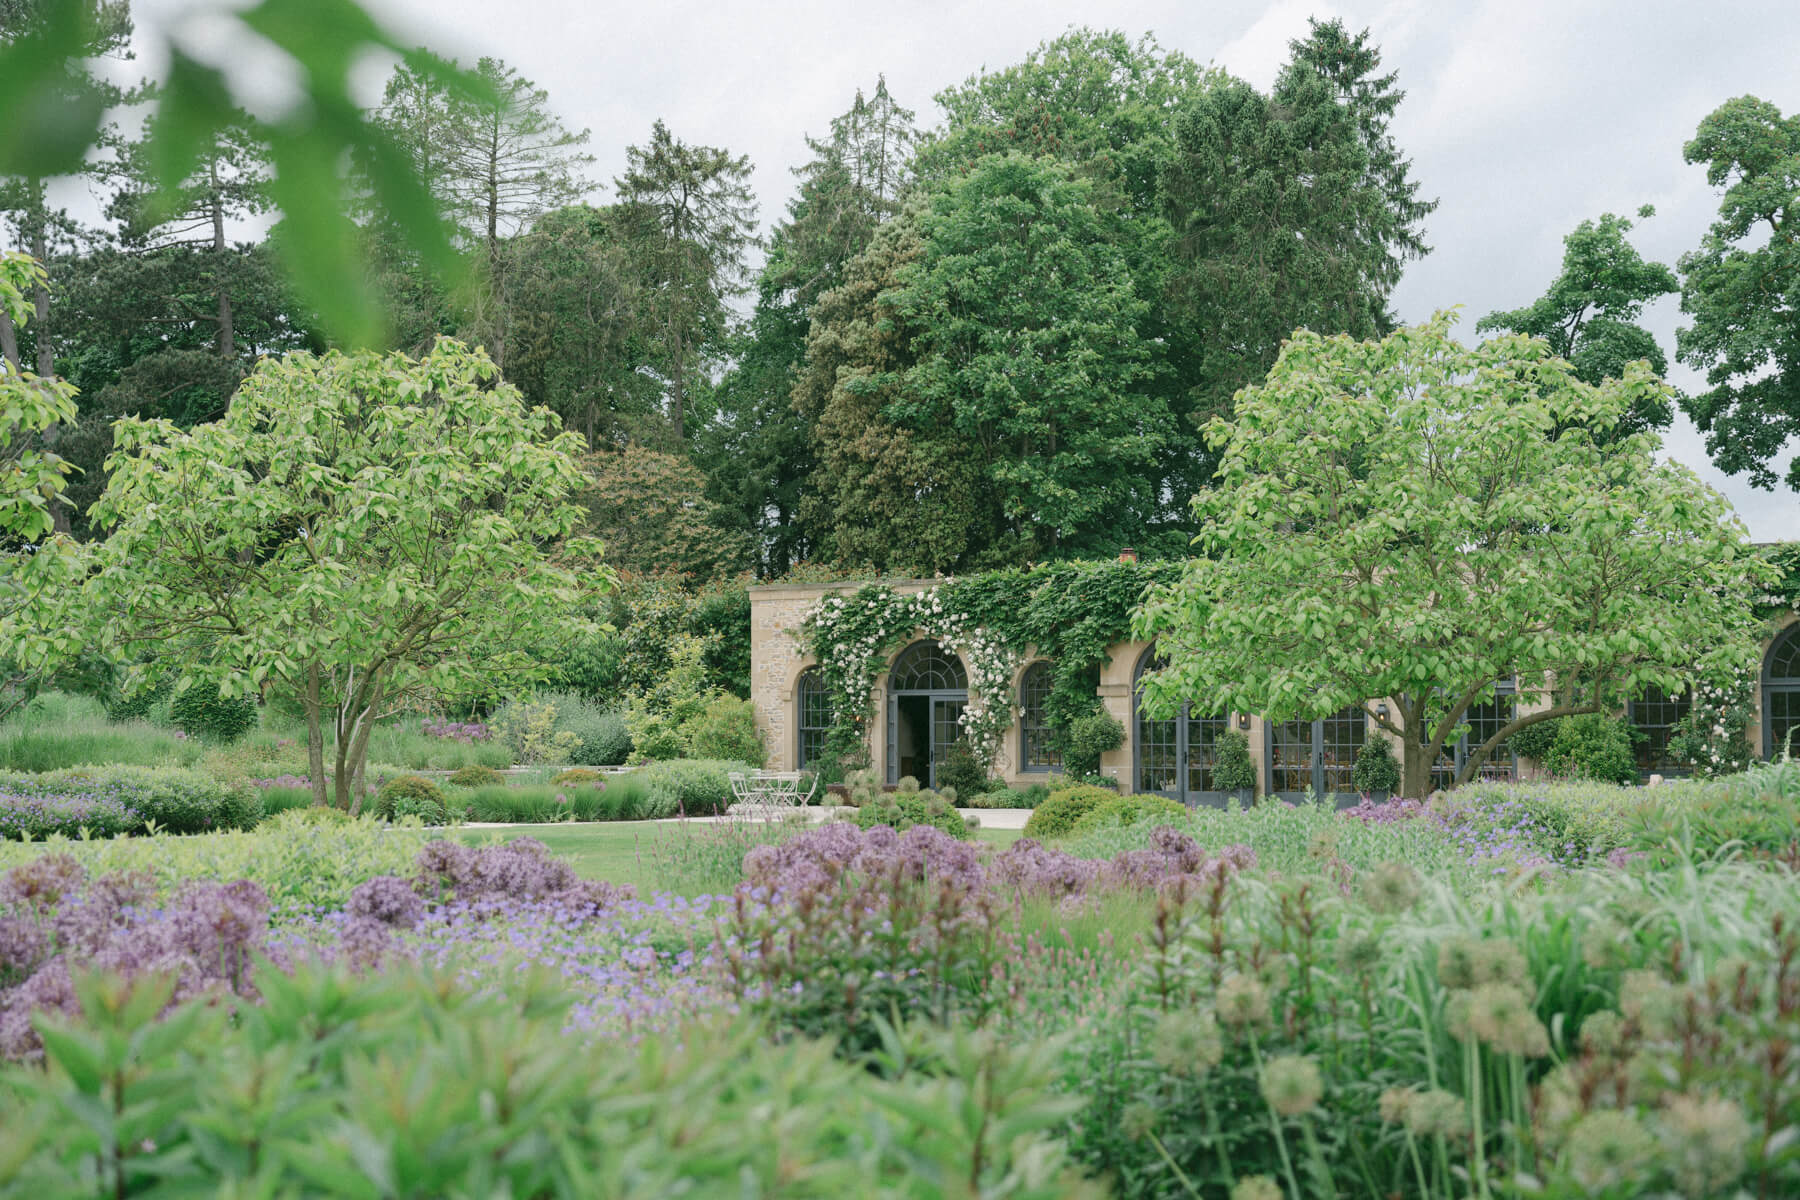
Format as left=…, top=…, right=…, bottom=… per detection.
left=1135, top=315, right=1769, bottom=798
left=577, top=444, right=749, bottom=581
left=88, top=339, right=607, bottom=809
left=1479, top=207, right=1678, bottom=437
left=1676, top=95, right=1800, bottom=491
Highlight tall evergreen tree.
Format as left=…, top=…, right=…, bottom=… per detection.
left=614, top=120, right=757, bottom=444
left=704, top=78, right=916, bottom=576
left=1163, top=27, right=1434, bottom=439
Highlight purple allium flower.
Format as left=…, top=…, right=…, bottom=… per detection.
left=347, top=876, right=427, bottom=930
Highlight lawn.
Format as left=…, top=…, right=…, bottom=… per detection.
left=455, top=819, right=1021, bottom=893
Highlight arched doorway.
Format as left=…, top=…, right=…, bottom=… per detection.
left=885, top=640, right=968, bottom=787
left=1268, top=705, right=1366, bottom=804
left=1132, top=650, right=1232, bottom=807
left=1766, top=625, right=1800, bottom=759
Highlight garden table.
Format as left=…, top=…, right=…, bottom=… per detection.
left=728, top=770, right=817, bottom=814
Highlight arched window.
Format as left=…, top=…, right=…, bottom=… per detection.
left=796, top=669, right=830, bottom=771
left=1628, top=684, right=1691, bottom=778
left=889, top=640, right=967, bottom=691
left=1765, top=625, right=1800, bottom=759
left=1019, top=661, right=1058, bottom=770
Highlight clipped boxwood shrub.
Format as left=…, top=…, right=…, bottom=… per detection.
left=552, top=767, right=605, bottom=786
left=374, top=775, right=447, bottom=821
left=1068, top=792, right=1190, bottom=837
left=632, top=759, right=752, bottom=819
left=447, top=764, right=504, bottom=788
left=169, top=683, right=259, bottom=743
left=1022, top=785, right=1120, bottom=840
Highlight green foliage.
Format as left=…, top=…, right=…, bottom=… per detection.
left=374, top=774, right=447, bottom=821
left=551, top=767, right=604, bottom=785
left=168, top=681, right=259, bottom=743
left=0, top=966, right=1091, bottom=1197
left=1530, top=714, right=1641, bottom=785
left=1676, top=95, right=1800, bottom=492
left=632, top=758, right=752, bottom=819
left=1629, top=759, right=1800, bottom=863
left=578, top=447, right=751, bottom=580
left=0, top=704, right=204, bottom=773
left=490, top=698, right=580, bottom=765
left=968, top=783, right=1049, bottom=809
left=1137, top=314, right=1772, bottom=800
left=543, top=694, right=637, bottom=770
left=624, top=633, right=719, bottom=761
left=0, top=0, right=490, bottom=347
left=679, top=696, right=766, bottom=767
left=614, top=119, right=759, bottom=443
left=89, top=339, right=609, bottom=808
left=1021, top=785, right=1120, bottom=840
left=1164, top=20, right=1433, bottom=443
left=459, top=777, right=647, bottom=823
left=1213, top=729, right=1259, bottom=792
left=1068, top=792, right=1189, bottom=836
left=1478, top=208, right=1678, bottom=435
left=936, top=738, right=991, bottom=798
left=885, top=153, right=1169, bottom=559
left=447, top=763, right=504, bottom=788
left=1351, top=736, right=1402, bottom=794
left=0, top=812, right=429, bottom=916
left=389, top=793, right=447, bottom=825
left=851, top=791, right=971, bottom=840
left=1062, top=712, right=1124, bottom=779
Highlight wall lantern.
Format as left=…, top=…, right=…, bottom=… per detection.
left=1376, top=702, right=1390, bottom=719
left=1237, top=713, right=1251, bottom=730
left=1117, top=547, right=1137, bottom=565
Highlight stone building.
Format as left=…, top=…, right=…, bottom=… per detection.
left=748, top=578, right=1800, bottom=800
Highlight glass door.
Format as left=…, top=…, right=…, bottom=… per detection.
left=930, top=698, right=966, bottom=789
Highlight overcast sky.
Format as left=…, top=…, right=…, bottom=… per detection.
left=135, top=0, right=1800, bottom=539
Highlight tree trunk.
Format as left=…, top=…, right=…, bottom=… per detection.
left=0, top=309, right=18, bottom=371
left=1401, top=736, right=1434, bottom=800
left=304, top=664, right=329, bottom=808
left=211, top=160, right=234, bottom=359
left=28, top=216, right=50, bottom=377
left=669, top=310, right=684, bottom=443
left=28, top=214, right=69, bottom=533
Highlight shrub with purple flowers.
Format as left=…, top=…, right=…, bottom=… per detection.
left=421, top=717, right=491, bottom=743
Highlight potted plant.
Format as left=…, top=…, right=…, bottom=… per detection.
left=1213, top=728, right=1258, bottom=805
left=1351, top=735, right=1401, bottom=803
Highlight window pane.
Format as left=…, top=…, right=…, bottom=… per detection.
left=1320, top=707, right=1365, bottom=794
left=1020, top=661, right=1059, bottom=769
left=1629, top=685, right=1691, bottom=777
left=1187, top=713, right=1228, bottom=793
left=890, top=641, right=968, bottom=691
left=1270, top=719, right=1313, bottom=794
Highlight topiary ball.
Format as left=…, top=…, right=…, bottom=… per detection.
left=375, top=774, right=447, bottom=821
left=448, top=764, right=504, bottom=788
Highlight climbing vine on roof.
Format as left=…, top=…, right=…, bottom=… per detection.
left=795, top=559, right=1181, bottom=781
